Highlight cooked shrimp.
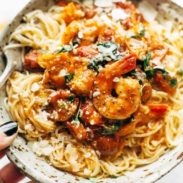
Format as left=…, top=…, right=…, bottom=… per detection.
left=47, top=90, right=79, bottom=122
left=68, top=68, right=96, bottom=96
left=93, top=54, right=141, bottom=120
left=39, top=52, right=96, bottom=96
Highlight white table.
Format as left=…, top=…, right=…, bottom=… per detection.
left=0, top=1, right=183, bottom=183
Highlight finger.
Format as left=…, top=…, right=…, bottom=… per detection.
left=0, top=149, right=6, bottom=159
left=0, top=121, right=18, bottom=151
left=0, top=163, right=24, bottom=183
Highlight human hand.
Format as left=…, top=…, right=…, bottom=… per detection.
left=0, top=121, right=25, bottom=183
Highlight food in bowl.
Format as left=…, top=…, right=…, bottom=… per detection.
left=5, top=0, right=183, bottom=178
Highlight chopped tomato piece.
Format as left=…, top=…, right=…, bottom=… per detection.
left=80, top=100, right=104, bottom=126
left=148, top=103, right=168, bottom=116
left=115, top=2, right=135, bottom=11
left=153, top=71, right=177, bottom=95
left=66, top=122, right=88, bottom=141
left=73, top=46, right=98, bottom=58
left=24, top=50, right=40, bottom=69
left=93, top=136, right=125, bottom=158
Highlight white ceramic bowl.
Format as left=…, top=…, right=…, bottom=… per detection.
left=0, top=0, right=183, bottom=182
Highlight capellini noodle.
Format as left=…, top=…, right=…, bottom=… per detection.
left=5, top=0, right=183, bottom=178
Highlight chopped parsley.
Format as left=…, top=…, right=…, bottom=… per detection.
left=68, top=96, right=75, bottom=103
left=57, top=45, right=73, bottom=53
left=88, top=42, right=122, bottom=71
left=154, top=68, right=168, bottom=75
left=143, top=52, right=151, bottom=71
left=139, top=79, right=143, bottom=85
left=131, top=25, right=145, bottom=39
left=57, top=101, right=66, bottom=109
left=102, top=116, right=134, bottom=135
left=145, top=69, right=154, bottom=79
left=65, top=73, right=74, bottom=83
left=170, top=78, right=177, bottom=87
left=102, top=124, right=120, bottom=135
left=71, top=110, right=80, bottom=126
left=87, top=61, right=100, bottom=72
left=96, top=42, right=122, bottom=61
left=129, top=69, right=136, bottom=75
left=60, top=103, right=66, bottom=109
left=145, top=67, right=168, bottom=79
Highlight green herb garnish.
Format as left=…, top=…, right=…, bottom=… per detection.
left=68, top=96, right=75, bottom=103
left=102, top=124, right=120, bottom=135
left=65, top=73, right=74, bottom=83
left=128, top=69, right=136, bottom=75
left=143, top=52, right=151, bottom=71
left=88, top=61, right=100, bottom=72
left=71, top=110, right=80, bottom=126
left=139, top=79, right=143, bottom=85
left=131, top=26, right=145, bottom=39
left=88, top=42, right=122, bottom=71
left=145, top=67, right=168, bottom=79
left=60, top=103, right=66, bottom=109
left=102, top=116, right=134, bottom=135
left=170, top=78, right=177, bottom=87
left=57, top=45, right=73, bottom=53
left=97, top=42, right=113, bottom=48
left=57, top=101, right=66, bottom=109
left=145, top=69, right=154, bottom=79
left=153, top=68, right=168, bottom=75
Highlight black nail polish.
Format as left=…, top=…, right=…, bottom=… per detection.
left=0, top=121, right=18, bottom=136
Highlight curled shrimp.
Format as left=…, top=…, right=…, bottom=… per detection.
left=93, top=54, right=141, bottom=120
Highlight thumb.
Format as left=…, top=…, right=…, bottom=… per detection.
left=0, top=121, right=18, bottom=151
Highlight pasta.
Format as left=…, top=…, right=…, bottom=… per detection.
left=5, top=0, right=183, bottom=178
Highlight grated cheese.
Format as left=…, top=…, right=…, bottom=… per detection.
left=111, top=8, right=129, bottom=21
left=31, top=83, right=40, bottom=92
left=113, top=77, right=120, bottom=82
left=58, top=69, right=68, bottom=77
left=93, top=91, right=101, bottom=97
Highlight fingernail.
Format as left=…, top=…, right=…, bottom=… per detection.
left=0, top=121, right=18, bottom=136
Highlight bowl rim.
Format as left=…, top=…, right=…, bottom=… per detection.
left=1, top=0, right=183, bottom=183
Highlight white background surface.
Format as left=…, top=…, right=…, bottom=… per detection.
left=0, top=0, right=183, bottom=183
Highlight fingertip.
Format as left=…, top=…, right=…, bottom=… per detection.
left=0, top=121, right=18, bottom=151
left=0, top=163, right=24, bottom=183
